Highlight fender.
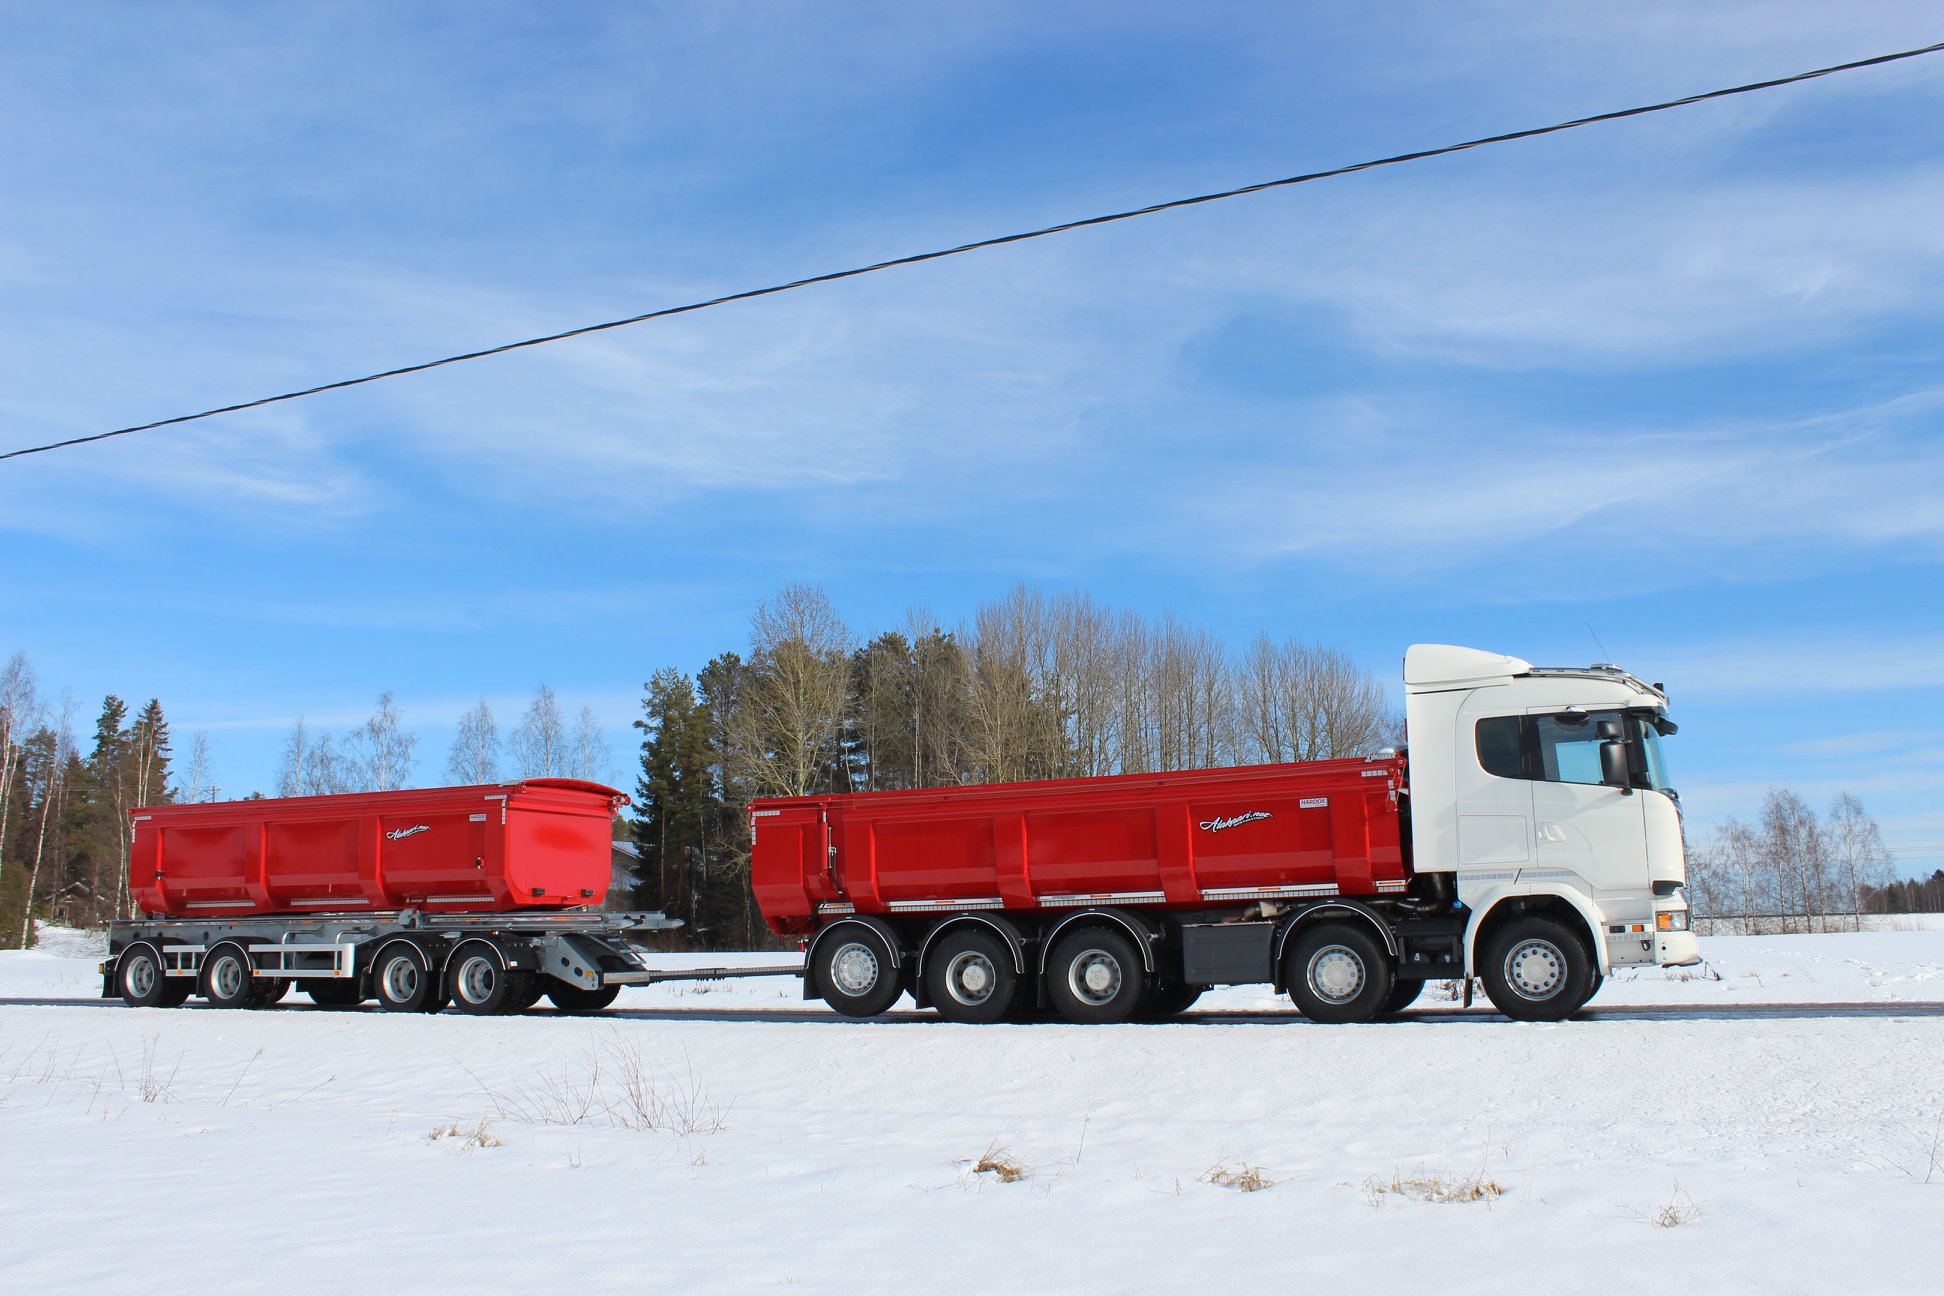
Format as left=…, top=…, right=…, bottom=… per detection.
left=803, top=915, right=905, bottom=1002
left=1272, top=900, right=1399, bottom=991
left=916, top=912, right=1029, bottom=980
left=1463, top=884, right=1610, bottom=976
left=366, top=934, right=444, bottom=995
left=442, top=936, right=511, bottom=994
left=912, top=914, right=1030, bottom=1010
left=1037, top=908, right=1160, bottom=976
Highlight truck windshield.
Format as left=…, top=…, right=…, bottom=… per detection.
left=1631, top=715, right=1671, bottom=792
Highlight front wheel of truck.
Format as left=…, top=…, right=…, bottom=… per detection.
left=1480, top=917, right=1595, bottom=1022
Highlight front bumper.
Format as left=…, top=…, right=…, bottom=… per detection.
left=1656, top=930, right=1702, bottom=967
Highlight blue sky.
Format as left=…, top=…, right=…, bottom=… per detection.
left=3, top=3, right=1942, bottom=875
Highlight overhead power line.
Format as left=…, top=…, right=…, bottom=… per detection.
left=6, top=37, right=1944, bottom=465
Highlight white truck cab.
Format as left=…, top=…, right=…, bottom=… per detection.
left=1404, top=645, right=1701, bottom=1010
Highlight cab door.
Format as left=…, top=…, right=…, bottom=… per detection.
left=1524, top=710, right=1647, bottom=892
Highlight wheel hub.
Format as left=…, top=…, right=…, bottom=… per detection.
left=832, top=942, right=879, bottom=995
left=459, top=957, right=496, bottom=1002
left=384, top=959, right=419, bottom=1000
left=126, top=957, right=156, bottom=997
left=1309, top=947, right=1365, bottom=1002
left=1506, top=939, right=1565, bottom=998
left=212, top=957, right=244, bottom=1000
left=1070, top=950, right=1122, bottom=1005
left=948, top=951, right=995, bottom=1004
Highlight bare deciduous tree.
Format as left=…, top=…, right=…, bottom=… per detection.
left=181, top=732, right=214, bottom=803
left=1235, top=637, right=1394, bottom=764
left=572, top=705, right=611, bottom=783
left=449, top=699, right=501, bottom=784
left=731, top=583, right=853, bottom=797
left=512, top=684, right=566, bottom=778
left=344, top=692, right=417, bottom=792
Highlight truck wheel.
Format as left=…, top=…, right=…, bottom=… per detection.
left=1140, top=981, right=1204, bottom=1021
left=1285, top=923, right=1392, bottom=1024
left=117, top=942, right=180, bottom=1008
left=199, top=942, right=256, bottom=1009
left=372, top=944, right=440, bottom=1013
left=546, top=982, right=621, bottom=1013
left=814, top=928, right=903, bottom=1018
left=511, top=975, right=547, bottom=1011
left=1479, top=916, right=1595, bottom=1022
left=449, top=944, right=518, bottom=1015
left=1046, top=927, right=1148, bottom=1024
left=1380, top=977, right=1425, bottom=1018
left=306, top=979, right=365, bottom=1008
left=926, top=929, right=1018, bottom=1024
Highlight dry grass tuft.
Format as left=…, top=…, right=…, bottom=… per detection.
left=1200, top=1160, right=1276, bottom=1192
left=427, top=1119, right=503, bottom=1149
left=1636, top=1184, right=1703, bottom=1228
left=972, top=1143, right=1029, bottom=1183
left=469, top=1033, right=727, bottom=1136
left=1363, top=1164, right=1505, bottom=1206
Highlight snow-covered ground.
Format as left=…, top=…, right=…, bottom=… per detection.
left=4, top=931, right=1941, bottom=1295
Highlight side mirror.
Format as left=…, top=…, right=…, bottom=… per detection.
left=1600, top=740, right=1632, bottom=794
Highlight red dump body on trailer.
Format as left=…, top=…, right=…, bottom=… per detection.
left=130, top=779, right=628, bottom=919
left=750, top=755, right=1409, bottom=936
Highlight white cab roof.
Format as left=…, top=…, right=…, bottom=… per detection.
left=1403, top=644, right=1533, bottom=692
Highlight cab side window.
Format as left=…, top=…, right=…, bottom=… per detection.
left=1475, top=716, right=1523, bottom=779
left=1475, top=711, right=1622, bottom=785
left=1531, top=714, right=1608, bottom=786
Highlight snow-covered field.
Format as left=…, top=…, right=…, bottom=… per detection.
left=4, top=931, right=1941, bottom=1295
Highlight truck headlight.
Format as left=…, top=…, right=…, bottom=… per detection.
left=1656, top=910, right=1689, bottom=932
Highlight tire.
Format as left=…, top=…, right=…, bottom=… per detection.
left=1285, top=922, right=1392, bottom=1024
left=1045, top=927, right=1148, bottom=1024
left=1576, top=971, right=1605, bottom=1014
left=813, top=926, right=903, bottom=1018
left=1140, top=981, right=1204, bottom=1021
left=199, top=942, right=256, bottom=1009
left=1380, top=977, right=1425, bottom=1018
left=545, top=982, right=621, bottom=1013
left=1479, top=916, right=1595, bottom=1022
left=372, top=943, right=441, bottom=1013
left=511, top=976, right=547, bottom=1011
left=449, top=943, right=520, bottom=1015
left=925, top=928, right=1018, bottom=1025
left=306, top=979, right=365, bottom=1008
left=117, top=941, right=179, bottom=1008
left=248, top=977, right=290, bottom=1008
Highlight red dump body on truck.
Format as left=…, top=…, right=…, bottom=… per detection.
left=130, top=779, right=628, bottom=919
left=750, top=755, right=1409, bottom=936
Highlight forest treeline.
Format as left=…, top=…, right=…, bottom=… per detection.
left=4, top=585, right=1922, bottom=950
left=637, top=583, right=1398, bottom=946
left=1684, top=788, right=1917, bottom=933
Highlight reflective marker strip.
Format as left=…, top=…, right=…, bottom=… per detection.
left=1201, top=883, right=1338, bottom=902
left=887, top=897, right=1003, bottom=912
left=817, top=902, right=856, bottom=915
left=1037, top=891, right=1167, bottom=907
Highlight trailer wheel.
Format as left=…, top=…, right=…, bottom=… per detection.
left=926, top=929, right=1018, bottom=1024
left=511, top=975, right=546, bottom=1011
left=306, top=979, right=365, bottom=1009
left=1479, top=916, right=1595, bottom=1022
left=1380, top=977, right=1425, bottom=1018
left=248, top=977, right=290, bottom=1008
left=199, top=942, right=256, bottom=1009
left=813, top=927, right=903, bottom=1018
left=1046, top=928, right=1148, bottom=1024
left=546, top=982, right=621, bottom=1013
left=1285, top=923, right=1392, bottom=1024
left=117, top=941, right=184, bottom=1008
left=372, top=944, right=441, bottom=1013
left=450, top=944, right=519, bottom=1015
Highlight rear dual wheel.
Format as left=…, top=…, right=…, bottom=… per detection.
left=117, top=941, right=191, bottom=1009
left=815, top=927, right=904, bottom=1018
left=926, top=929, right=1018, bottom=1025
left=1285, top=923, right=1393, bottom=1024
left=448, top=943, right=531, bottom=1016
left=200, top=942, right=256, bottom=1009
left=1046, top=928, right=1148, bottom=1025
left=372, top=944, right=444, bottom=1013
